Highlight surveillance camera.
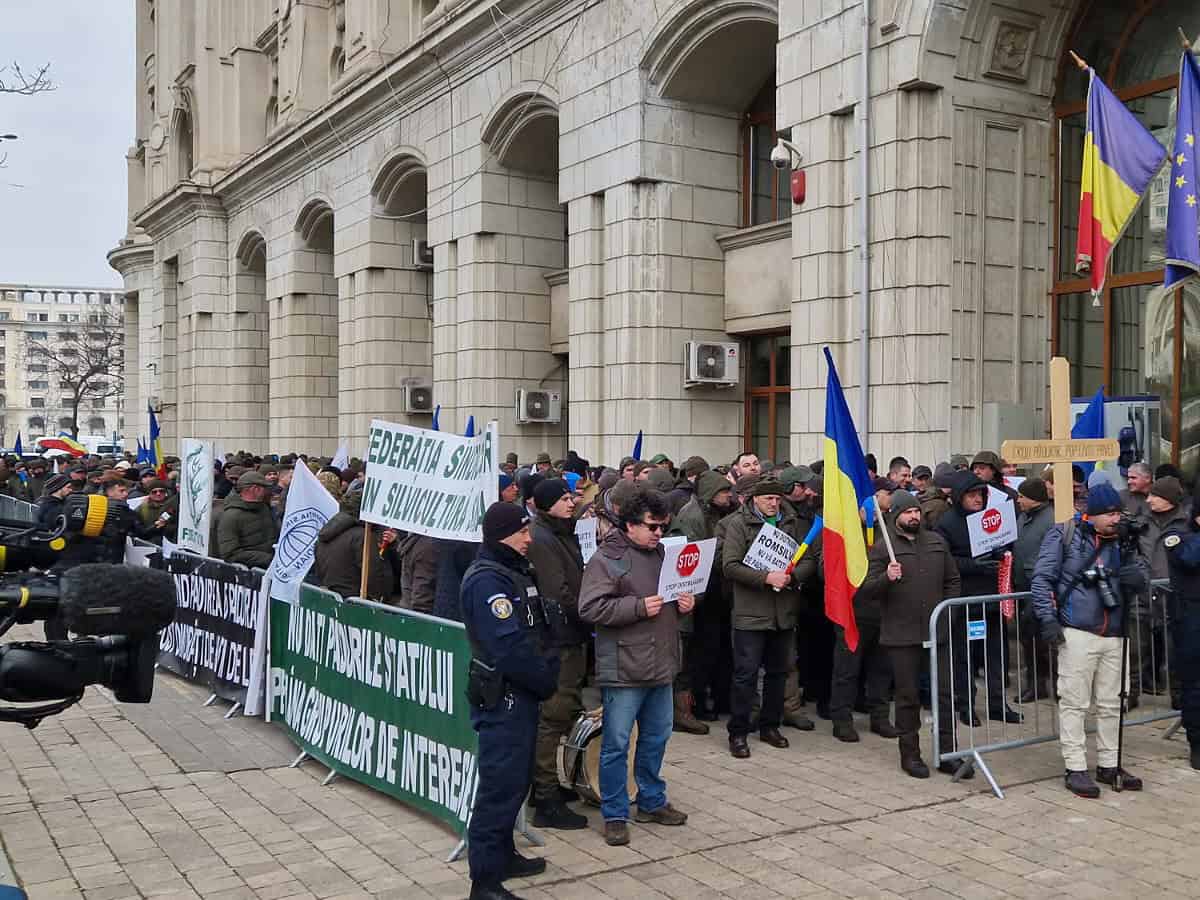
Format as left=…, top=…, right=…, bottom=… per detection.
left=770, top=138, right=804, bottom=171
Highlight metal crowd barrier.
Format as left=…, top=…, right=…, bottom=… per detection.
left=927, top=578, right=1179, bottom=799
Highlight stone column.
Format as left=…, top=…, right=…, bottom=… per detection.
left=566, top=194, right=606, bottom=462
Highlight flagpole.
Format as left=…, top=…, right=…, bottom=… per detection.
left=1179, top=27, right=1192, bottom=49
left=360, top=523, right=372, bottom=600
left=1068, top=50, right=1088, bottom=70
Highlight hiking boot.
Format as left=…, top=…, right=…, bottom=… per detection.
left=901, top=755, right=930, bottom=779
left=558, top=786, right=579, bottom=803
left=469, top=881, right=522, bottom=900
left=832, top=719, right=860, bottom=743
left=937, top=760, right=975, bottom=780
left=1064, top=769, right=1101, bottom=798
left=988, top=706, right=1023, bottom=724
left=503, top=852, right=547, bottom=880
left=870, top=718, right=900, bottom=738
left=759, top=727, right=790, bottom=748
left=603, top=820, right=630, bottom=846
left=729, top=734, right=751, bottom=758
left=1096, top=766, right=1143, bottom=791
left=673, top=690, right=710, bottom=735
left=531, top=797, right=588, bottom=830
left=634, top=803, right=688, bottom=826
left=783, top=710, right=816, bottom=731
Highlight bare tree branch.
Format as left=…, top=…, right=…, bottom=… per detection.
left=0, top=61, right=55, bottom=95
left=23, top=307, right=124, bottom=439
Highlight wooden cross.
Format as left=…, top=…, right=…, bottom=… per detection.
left=1000, top=357, right=1120, bottom=523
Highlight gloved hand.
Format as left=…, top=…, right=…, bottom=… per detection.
left=1039, top=619, right=1066, bottom=645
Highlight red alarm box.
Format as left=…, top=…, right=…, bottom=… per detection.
left=791, top=170, right=806, bottom=206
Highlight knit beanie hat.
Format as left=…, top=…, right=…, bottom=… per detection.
left=891, top=490, right=920, bottom=513
left=483, top=502, right=529, bottom=545
left=1086, top=483, right=1122, bottom=516
left=1018, top=478, right=1048, bottom=503
left=533, top=478, right=569, bottom=511
left=1151, top=476, right=1183, bottom=506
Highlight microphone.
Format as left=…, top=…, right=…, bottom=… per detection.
left=0, top=565, right=176, bottom=638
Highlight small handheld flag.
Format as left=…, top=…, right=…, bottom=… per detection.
left=632, top=430, right=643, bottom=461
left=13, top=431, right=22, bottom=457
left=431, top=405, right=441, bottom=432
left=148, top=404, right=167, bottom=478
left=464, top=415, right=475, bottom=438
left=785, top=516, right=823, bottom=575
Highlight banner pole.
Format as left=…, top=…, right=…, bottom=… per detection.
left=360, top=523, right=372, bottom=599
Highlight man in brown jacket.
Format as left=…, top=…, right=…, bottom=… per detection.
left=526, top=479, right=590, bottom=831
left=721, top=479, right=812, bottom=759
left=578, top=489, right=693, bottom=848
left=858, top=491, right=962, bottom=778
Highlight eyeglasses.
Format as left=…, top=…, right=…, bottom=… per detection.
left=638, top=521, right=667, bottom=532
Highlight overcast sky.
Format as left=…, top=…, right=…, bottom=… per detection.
left=0, top=1, right=133, bottom=288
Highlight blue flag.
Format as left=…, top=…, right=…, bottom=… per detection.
left=431, top=405, right=441, bottom=432
left=1166, top=48, right=1200, bottom=289
left=464, top=415, right=475, bottom=438
left=632, top=430, right=643, bottom=461
left=1071, top=386, right=1106, bottom=478
left=13, top=431, right=21, bottom=457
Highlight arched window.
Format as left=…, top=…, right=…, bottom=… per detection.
left=1052, top=0, right=1200, bottom=476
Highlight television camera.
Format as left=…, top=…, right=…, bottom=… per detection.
left=0, top=493, right=177, bottom=728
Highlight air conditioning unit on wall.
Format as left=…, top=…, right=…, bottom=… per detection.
left=684, top=340, right=740, bottom=387
left=413, top=238, right=434, bottom=270
left=403, top=383, right=434, bottom=414
left=515, top=388, right=561, bottom=424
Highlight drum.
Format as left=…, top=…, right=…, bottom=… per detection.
left=557, top=708, right=638, bottom=805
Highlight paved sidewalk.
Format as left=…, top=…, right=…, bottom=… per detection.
left=2, top=646, right=1199, bottom=900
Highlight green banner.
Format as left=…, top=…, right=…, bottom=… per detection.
left=269, top=586, right=478, bottom=835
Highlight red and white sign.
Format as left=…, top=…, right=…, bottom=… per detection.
left=657, top=537, right=717, bottom=604
left=966, top=487, right=1017, bottom=557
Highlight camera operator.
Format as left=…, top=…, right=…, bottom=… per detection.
left=1032, top=483, right=1149, bottom=798
left=1163, top=483, right=1200, bottom=771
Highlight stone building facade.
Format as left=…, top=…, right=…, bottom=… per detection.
left=0, top=284, right=125, bottom=446
left=109, top=0, right=1199, bottom=475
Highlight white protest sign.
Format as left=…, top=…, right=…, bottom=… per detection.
left=1003, top=475, right=1025, bottom=492
left=361, top=418, right=499, bottom=541
left=268, top=460, right=340, bottom=603
left=967, top=487, right=1018, bottom=557
left=657, top=537, right=717, bottom=604
left=575, top=516, right=598, bottom=564
left=742, top=522, right=800, bottom=572
left=128, top=495, right=150, bottom=511
left=178, top=438, right=214, bottom=555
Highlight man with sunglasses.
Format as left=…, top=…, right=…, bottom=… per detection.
left=579, top=488, right=694, bottom=848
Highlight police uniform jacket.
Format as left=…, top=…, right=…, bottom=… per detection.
left=460, top=544, right=558, bottom=701
left=1164, top=525, right=1200, bottom=608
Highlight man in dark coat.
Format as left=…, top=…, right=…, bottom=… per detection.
left=859, top=491, right=961, bottom=778
left=935, top=470, right=1022, bottom=725
left=314, top=488, right=398, bottom=601
left=216, top=471, right=279, bottom=568
left=399, top=532, right=437, bottom=613
left=525, top=479, right=590, bottom=831
left=667, top=455, right=709, bottom=515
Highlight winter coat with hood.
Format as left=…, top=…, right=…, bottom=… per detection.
left=935, top=471, right=1005, bottom=599
left=314, top=509, right=397, bottom=601
left=578, top=526, right=681, bottom=688
left=527, top=510, right=588, bottom=645
left=216, top=494, right=279, bottom=568
left=721, top=499, right=809, bottom=630
left=669, top=470, right=733, bottom=633
left=667, top=478, right=696, bottom=516
left=917, top=486, right=952, bottom=531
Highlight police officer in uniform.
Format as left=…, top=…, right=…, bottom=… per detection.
left=1163, top=486, right=1200, bottom=771
left=460, top=503, right=561, bottom=900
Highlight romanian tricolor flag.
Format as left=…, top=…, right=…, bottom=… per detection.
left=148, top=404, right=167, bottom=478
left=41, top=432, right=86, bottom=458
left=821, top=348, right=874, bottom=653
left=1075, top=68, right=1166, bottom=295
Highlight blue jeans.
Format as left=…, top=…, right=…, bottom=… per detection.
left=599, top=684, right=673, bottom=822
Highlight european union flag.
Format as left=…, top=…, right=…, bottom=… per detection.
left=1071, top=386, right=1106, bottom=478
left=1166, top=48, right=1200, bottom=289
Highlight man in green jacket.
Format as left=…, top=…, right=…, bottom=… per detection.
left=721, top=479, right=810, bottom=759
left=216, top=471, right=279, bottom=568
